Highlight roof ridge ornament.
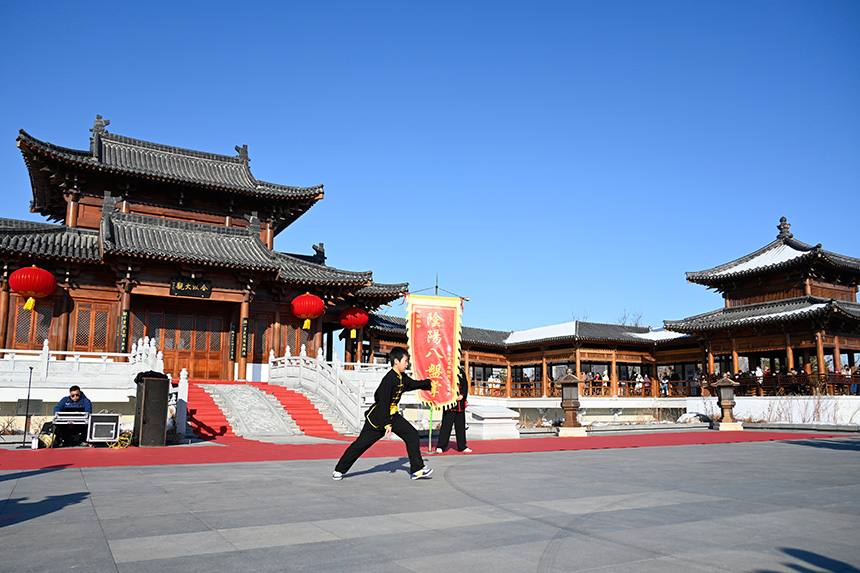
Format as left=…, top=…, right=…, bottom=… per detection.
left=90, top=114, right=110, bottom=135
left=776, top=217, right=793, bottom=239
left=235, top=144, right=250, bottom=164
left=89, top=115, right=110, bottom=160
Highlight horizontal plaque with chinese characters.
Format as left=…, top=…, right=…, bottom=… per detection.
left=169, top=277, right=212, bottom=298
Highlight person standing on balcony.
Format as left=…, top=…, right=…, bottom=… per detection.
left=435, top=365, right=471, bottom=454
left=333, top=347, right=435, bottom=481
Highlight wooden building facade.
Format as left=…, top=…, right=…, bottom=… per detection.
left=666, top=218, right=860, bottom=394
left=366, top=219, right=860, bottom=398
left=1, top=117, right=404, bottom=380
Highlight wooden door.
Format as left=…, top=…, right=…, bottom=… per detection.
left=131, top=304, right=227, bottom=380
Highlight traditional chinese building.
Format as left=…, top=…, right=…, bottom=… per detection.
left=367, top=219, right=860, bottom=399
left=1, top=117, right=405, bottom=380
left=665, top=217, right=860, bottom=381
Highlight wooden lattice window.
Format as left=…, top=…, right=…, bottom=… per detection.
left=195, top=317, right=208, bottom=352
left=251, top=316, right=269, bottom=362
left=147, top=313, right=162, bottom=348
left=72, top=302, right=112, bottom=352
left=132, top=310, right=146, bottom=345
left=209, top=317, right=222, bottom=351
left=12, top=302, right=53, bottom=349
left=178, top=315, right=193, bottom=351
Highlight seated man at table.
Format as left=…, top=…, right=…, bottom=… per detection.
left=50, top=385, right=93, bottom=446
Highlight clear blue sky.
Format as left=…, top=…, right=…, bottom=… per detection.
left=1, top=1, right=858, bottom=333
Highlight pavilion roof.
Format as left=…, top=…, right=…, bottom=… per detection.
left=686, top=218, right=860, bottom=289
left=17, top=126, right=323, bottom=201
left=663, top=296, right=860, bottom=333
left=368, top=315, right=686, bottom=348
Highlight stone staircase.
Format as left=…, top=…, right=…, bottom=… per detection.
left=248, top=382, right=348, bottom=439
left=187, top=381, right=348, bottom=441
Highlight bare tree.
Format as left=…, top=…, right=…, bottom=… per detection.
left=570, top=308, right=591, bottom=322
left=616, top=307, right=644, bottom=327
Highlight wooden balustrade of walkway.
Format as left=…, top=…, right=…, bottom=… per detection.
left=470, top=374, right=860, bottom=399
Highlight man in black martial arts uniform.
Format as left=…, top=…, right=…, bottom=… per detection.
left=333, top=347, right=435, bottom=480
left=435, top=365, right=472, bottom=453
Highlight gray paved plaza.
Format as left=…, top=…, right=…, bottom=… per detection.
left=2, top=435, right=860, bottom=572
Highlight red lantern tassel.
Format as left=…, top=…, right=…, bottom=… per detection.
left=350, top=329, right=357, bottom=339
left=303, top=319, right=311, bottom=329
left=24, top=297, right=36, bottom=311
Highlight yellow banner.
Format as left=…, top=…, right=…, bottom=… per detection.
left=407, top=295, right=462, bottom=410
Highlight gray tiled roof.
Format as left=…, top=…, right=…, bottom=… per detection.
left=664, top=296, right=860, bottom=332
left=17, top=129, right=323, bottom=200
left=0, top=218, right=100, bottom=261
left=102, top=210, right=280, bottom=270
left=354, top=282, right=409, bottom=298
left=271, top=251, right=372, bottom=287
left=369, top=314, right=686, bottom=348
left=575, top=321, right=654, bottom=343
left=686, top=223, right=860, bottom=287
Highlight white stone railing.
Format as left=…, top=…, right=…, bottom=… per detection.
left=0, top=338, right=165, bottom=403
left=268, top=345, right=390, bottom=434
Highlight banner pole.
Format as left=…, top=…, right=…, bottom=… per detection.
left=428, top=407, right=433, bottom=454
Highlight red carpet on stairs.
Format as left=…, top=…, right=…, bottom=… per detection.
left=247, top=382, right=341, bottom=439
left=187, top=383, right=237, bottom=440
left=0, top=431, right=849, bottom=471
left=188, top=381, right=342, bottom=441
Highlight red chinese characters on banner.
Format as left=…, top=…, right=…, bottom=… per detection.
left=407, top=295, right=462, bottom=409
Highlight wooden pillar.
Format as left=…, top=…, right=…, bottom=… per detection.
left=0, top=280, right=8, bottom=351
left=610, top=350, right=618, bottom=397
left=56, top=287, right=70, bottom=356
left=237, top=298, right=250, bottom=380
left=326, top=329, right=334, bottom=361
left=65, top=188, right=80, bottom=228
left=505, top=364, right=512, bottom=398
left=731, top=337, right=739, bottom=374
left=355, top=327, right=364, bottom=364
left=541, top=353, right=548, bottom=397
left=804, top=278, right=812, bottom=296
left=575, top=346, right=581, bottom=378
left=707, top=344, right=715, bottom=376
left=312, top=316, right=324, bottom=358
left=785, top=333, right=794, bottom=370
left=117, top=282, right=132, bottom=360
left=272, top=308, right=281, bottom=358
left=266, top=222, right=274, bottom=250
left=834, top=335, right=842, bottom=371
left=815, top=331, right=826, bottom=376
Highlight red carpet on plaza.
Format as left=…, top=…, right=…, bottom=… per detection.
left=0, top=431, right=845, bottom=471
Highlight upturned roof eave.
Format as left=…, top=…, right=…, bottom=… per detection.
left=17, top=129, right=324, bottom=201
left=661, top=296, right=860, bottom=333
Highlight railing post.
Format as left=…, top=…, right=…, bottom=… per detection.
left=177, top=369, right=188, bottom=438
left=40, top=339, right=50, bottom=379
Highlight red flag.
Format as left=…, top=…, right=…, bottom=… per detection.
left=407, top=295, right=462, bottom=409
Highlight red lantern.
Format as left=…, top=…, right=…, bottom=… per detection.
left=291, top=293, right=325, bottom=329
left=339, top=307, right=369, bottom=339
left=9, top=266, right=57, bottom=311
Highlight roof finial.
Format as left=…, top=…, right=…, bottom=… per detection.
left=776, top=217, right=793, bottom=239
left=90, top=115, right=110, bottom=135
left=235, top=144, right=249, bottom=163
